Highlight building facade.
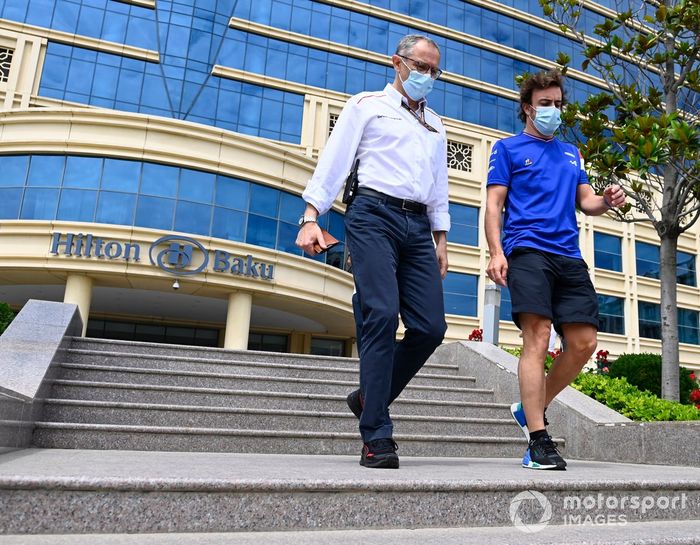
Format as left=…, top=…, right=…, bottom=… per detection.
left=0, top=0, right=696, bottom=366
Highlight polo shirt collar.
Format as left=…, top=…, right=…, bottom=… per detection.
left=384, top=83, right=427, bottom=111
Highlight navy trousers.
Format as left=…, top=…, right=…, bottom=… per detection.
left=345, top=194, right=447, bottom=442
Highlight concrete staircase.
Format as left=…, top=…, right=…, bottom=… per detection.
left=1, top=327, right=698, bottom=543
left=33, top=337, right=530, bottom=457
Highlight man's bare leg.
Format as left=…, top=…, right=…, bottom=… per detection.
left=545, top=323, right=597, bottom=406
left=518, top=313, right=551, bottom=433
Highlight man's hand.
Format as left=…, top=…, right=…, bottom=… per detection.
left=296, top=222, right=326, bottom=256
left=436, top=239, right=448, bottom=279
left=603, top=184, right=625, bottom=208
left=486, top=253, right=508, bottom=287
left=433, top=231, right=448, bottom=279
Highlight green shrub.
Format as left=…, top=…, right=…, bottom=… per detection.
left=609, top=352, right=695, bottom=404
left=572, top=373, right=700, bottom=421
left=0, top=302, right=14, bottom=334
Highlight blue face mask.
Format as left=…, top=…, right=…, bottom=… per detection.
left=532, top=105, right=562, bottom=136
left=399, top=59, right=434, bottom=101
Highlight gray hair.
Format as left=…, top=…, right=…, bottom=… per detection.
left=395, top=34, right=440, bottom=57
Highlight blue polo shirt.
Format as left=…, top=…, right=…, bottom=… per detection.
left=487, top=132, right=589, bottom=259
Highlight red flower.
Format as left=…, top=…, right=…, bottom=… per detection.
left=690, top=372, right=696, bottom=381
left=468, top=328, right=483, bottom=342
left=690, top=389, right=700, bottom=403
left=602, top=367, right=609, bottom=373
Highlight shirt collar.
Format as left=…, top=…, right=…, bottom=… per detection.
left=384, top=83, right=427, bottom=111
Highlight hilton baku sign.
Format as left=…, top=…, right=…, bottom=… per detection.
left=50, top=232, right=275, bottom=281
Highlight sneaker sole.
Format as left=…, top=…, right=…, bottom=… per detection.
left=360, top=454, right=400, bottom=469
left=510, top=402, right=530, bottom=441
left=522, top=460, right=566, bottom=470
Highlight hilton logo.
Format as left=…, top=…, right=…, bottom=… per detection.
left=50, top=232, right=274, bottom=281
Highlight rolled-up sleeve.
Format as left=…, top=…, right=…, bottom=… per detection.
left=302, top=97, right=366, bottom=216
left=427, top=129, right=450, bottom=232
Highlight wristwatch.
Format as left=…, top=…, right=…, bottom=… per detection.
left=298, top=215, right=318, bottom=226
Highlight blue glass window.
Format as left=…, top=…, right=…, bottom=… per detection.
left=135, top=196, right=175, bottom=231
left=216, top=177, right=249, bottom=210
left=64, top=156, right=102, bottom=189
left=0, top=156, right=29, bottom=186
left=677, top=251, right=696, bottom=287
left=0, top=188, right=23, bottom=218
left=679, top=308, right=699, bottom=345
left=212, top=207, right=246, bottom=241
left=594, top=232, right=622, bottom=272
left=443, top=271, right=478, bottom=316
left=27, top=156, right=64, bottom=187
left=20, top=188, right=59, bottom=218
left=96, top=191, right=136, bottom=225
left=57, top=189, right=98, bottom=222
left=141, top=163, right=178, bottom=198
left=639, top=302, right=699, bottom=345
left=175, top=201, right=211, bottom=236
left=449, top=203, right=479, bottom=246
left=247, top=214, right=277, bottom=249
left=636, top=242, right=660, bottom=280
left=0, top=153, right=348, bottom=269
left=638, top=301, right=660, bottom=340
left=102, top=159, right=140, bottom=193
left=636, top=241, right=696, bottom=286
left=179, top=169, right=215, bottom=204
left=250, top=183, right=280, bottom=217
left=598, top=295, right=624, bottom=335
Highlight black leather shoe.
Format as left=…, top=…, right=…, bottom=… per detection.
left=346, top=389, right=363, bottom=419
left=360, top=438, right=399, bottom=469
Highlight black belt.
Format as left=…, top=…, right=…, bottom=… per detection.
left=354, top=187, right=427, bottom=215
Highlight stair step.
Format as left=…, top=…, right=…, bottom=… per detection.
left=41, top=399, right=523, bottom=437
left=48, top=380, right=501, bottom=415
left=1, top=450, right=696, bottom=535
left=58, top=361, right=473, bottom=388
left=66, top=348, right=461, bottom=377
left=70, top=338, right=456, bottom=370
left=32, top=422, right=530, bottom=456
left=8, top=520, right=700, bottom=545
left=50, top=379, right=495, bottom=406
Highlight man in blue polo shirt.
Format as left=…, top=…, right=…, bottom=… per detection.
left=485, top=69, right=625, bottom=470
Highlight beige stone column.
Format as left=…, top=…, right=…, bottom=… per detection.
left=224, top=291, right=253, bottom=350
left=63, top=274, right=93, bottom=337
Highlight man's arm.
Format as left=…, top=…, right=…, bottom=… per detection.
left=427, top=125, right=450, bottom=278
left=485, top=185, right=509, bottom=286
left=297, top=98, right=365, bottom=256
left=576, top=183, right=626, bottom=216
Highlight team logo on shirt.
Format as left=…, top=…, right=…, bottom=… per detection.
left=569, top=160, right=577, bottom=166
left=524, top=158, right=532, bottom=166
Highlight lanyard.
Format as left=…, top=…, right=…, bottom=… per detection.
left=400, top=101, right=439, bottom=133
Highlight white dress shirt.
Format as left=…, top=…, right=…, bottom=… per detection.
left=302, top=83, right=450, bottom=232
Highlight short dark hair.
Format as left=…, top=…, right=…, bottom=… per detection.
left=518, top=69, right=566, bottom=123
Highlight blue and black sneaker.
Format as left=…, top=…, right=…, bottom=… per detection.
left=510, top=402, right=529, bottom=441
left=522, top=434, right=567, bottom=470
left=510, top=402, right=550, bottom=441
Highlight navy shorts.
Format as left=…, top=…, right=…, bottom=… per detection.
left=507, top=247, right=599, bottom=334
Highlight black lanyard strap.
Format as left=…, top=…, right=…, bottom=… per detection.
left=400, top=102, right=439, bottom=133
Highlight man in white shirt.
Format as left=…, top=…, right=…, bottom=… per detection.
left=296, top=35, right=450, bottom=469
